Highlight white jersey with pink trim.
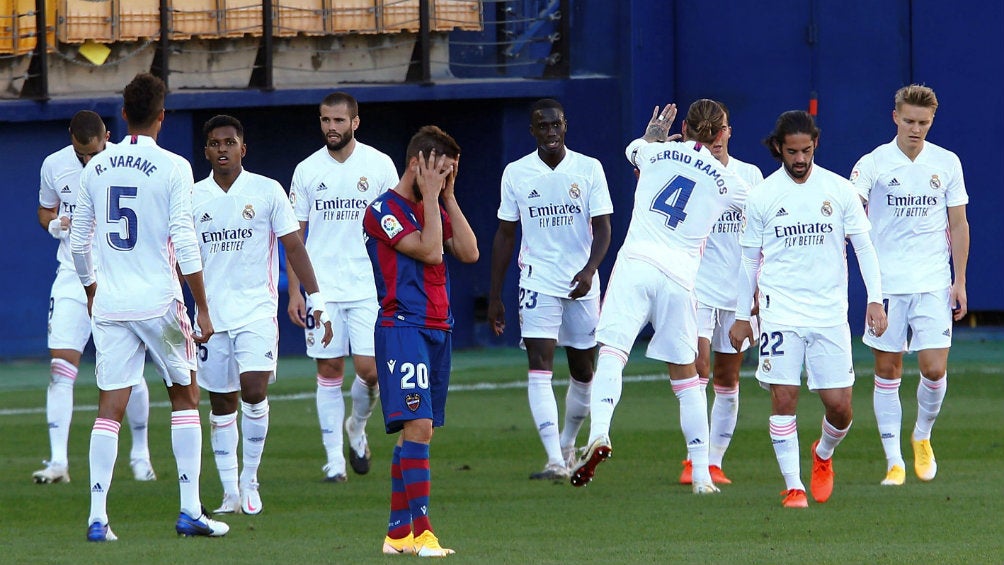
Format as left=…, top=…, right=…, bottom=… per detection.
left=622, top=138, right=749, bottom=290
left=38, top=142, right=116, bottom=272
left=70, top=135, right=201, bottom=321
left=850, top=139, right=968, bottom=294
left=694, top=156, right=764, bottom=309
left=290, top=142, right=398, bottom=301
left=498, top=148, right=613, bottom=299
left=740, top=164, right=871, bottom=327
left=193, top=170, right=299, bottom=331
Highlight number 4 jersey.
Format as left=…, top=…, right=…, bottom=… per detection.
left=623, top=138, right=750, bottom=290
left=71, top=135, right=202, bottom=321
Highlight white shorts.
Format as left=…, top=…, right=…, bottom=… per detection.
left=48, top=269, right=90, bottom=351
left=92, top=301, right=197, bottom=391
left=518, top=288, right=599, bottom=349
left=863, top=288, right=953, bottom=353
left=755, top=320, right=855, bottom=391
left=596, top=257, right=698, bottom=365
left=697, top=304, right=758, bottom=354
left=305, top=297, right=377, bottom=359
left=197, top=317, right=279, bottom=393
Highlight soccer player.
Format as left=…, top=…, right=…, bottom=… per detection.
left=487, top=98, right=613, bottom=480
left=35, top=110, right=156, bottom=485
left=680, top=102, right=764, bottom=486
left=729, top=110, right=888, bottom=508
left=287, top=92, right=399, bottom=482
left=849, top=85, right=969, bottom=485
left=363, top=126, right=478, bottom=557
left=193, top=115, right=334, bottom=515
left=70, top=73, right=228, bottom=540
left=570, top=100, right=750, bottom=494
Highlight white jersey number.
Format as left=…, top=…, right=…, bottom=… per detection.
left=399, top=362, right=430, bottom=390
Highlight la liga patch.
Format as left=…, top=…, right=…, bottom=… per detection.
left=381, top=215, right=404, bottom=238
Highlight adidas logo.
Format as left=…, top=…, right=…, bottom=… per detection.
left=317, top=182, right=328, bottom=191
left=60, top=185, right=71, bottom=194
left=179, top=473, right=190, bottom=483
left=538, top=421, right=556, bottom=430
left=264, top=351, right=274, bottom=360
left=888, top=178, right=900, bottom=187
left=775, top=208, right=789, bottom=217
left=601, top=398, right=614, bottom=405
left=528, top=189, right=540, bottom=198
left=248, top=436, right=265, bottom=443
left=942, top=328, right=951, bottom=337
left=91, top=482, right=104, bottom=493
left=199, top=212, right=212, bottom=223
left=687, top=438, right=704, bottom=446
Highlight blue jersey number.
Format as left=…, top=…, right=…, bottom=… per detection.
left=107, top=186, right=138, bottom=251
left=759, top=331, right=785, bottom=357
left=650, top=175, right=696, bottom=229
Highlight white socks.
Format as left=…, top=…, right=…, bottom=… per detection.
left=873, top=376, right=904, bottom=467
left=171, top=410, right=203, bottom=517
left=88, top=418, right=120, bottom=525
left=709, top=384, right=739, bottom=468
left=240, top=399, right=270, bottom=486
left=47, top=359, right=77, bottom=466
left=210, top=411, right=239, bottom=496
left=349, top=375, right=379, bottom=423
left=588, top=347, right=627, bottom=442
left=673, top=376, right=710, bottom=484
left=560, top=377, right=591, bottom=452
left=914, top=374, right=947, bottom=441
left=816, top=417, right=851, bottom=460
left=769, top=414, right=803, bottom=491
left=126, top=379, right=151, bottom=463
left=528, top=370, right=563, bottom=465
left=316, top=375, right=345, bottom=466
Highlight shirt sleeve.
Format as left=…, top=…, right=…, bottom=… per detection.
left=497, top=165, right=520, bottom=221
left=588, top=159, right=614, bottom=217
left=38, top=156, right=59, bottom=209
left=365, top=200, right=418, bottom=247
left=290, top=164, right=310, bottom=222
left=738, top=191, right=763, bottom=249
left=945, top=153, right=969, bottom=207
left=69, top=167, right=95, bottom=257
left=849, top=153, right=876, bottom=202
left=841, top=182, right=872, bottom=236
left=271, top=179, right=300, bottom=237
left=169, top=160, right=203, bottom=276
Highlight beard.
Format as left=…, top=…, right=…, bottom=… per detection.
left=784, top=160, right=811, bottom=180
left=411, top=179, right=423, bottom=201
left=324, top=128, right=353, bottom=152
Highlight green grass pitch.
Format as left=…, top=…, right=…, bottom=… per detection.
left=1, top=335, right=1001, bottom=564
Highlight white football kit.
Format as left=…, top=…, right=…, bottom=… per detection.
left=290, top=142, right=397, bottom=358
left=850, top=139, right=968, bottom=352
left=193, top=170, right=300, bottom=390
left=740, top=164, right=872, bottom=389
left=39, top=144, right=116, bottom=350
left=70, top=135, right=202, bottom=389
left=694, top=155, right=764, bottom=353
left=597, top=139, right=749, bottom=363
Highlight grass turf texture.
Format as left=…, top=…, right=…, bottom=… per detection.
left=1, top=335, right=1002, bottom=564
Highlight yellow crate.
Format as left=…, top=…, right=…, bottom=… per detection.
left=433, top=0, right=479, bottom=31
left=331, top=0, right=376, bottom=34
left=275, top=0, right=326, bottom=37
left=119, top=0, right=160, bottom=41
left=220, top=0, right=261, bottom=37
left=0, top=0, right=54, bottom=54
left=57, top=0, right=114, bottom=44
left=170, top=0, right=220, bottom=39
left=379, top=0, right=415, bottom=33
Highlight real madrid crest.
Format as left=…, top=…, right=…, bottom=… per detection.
left=289, top=191, right=296, bottom=205
left=820, top=200, right=832, bottom=217
left=569, top=183, right=580, bottom=199
left=930, top=174, right=942, bottom=190
left=762, top=358, right=772, bottom=372
left=357, top=177, right=369, bottom=192
left=243, top=204, right=256, bottom=220
left=306, top=334, right=315, bottom=346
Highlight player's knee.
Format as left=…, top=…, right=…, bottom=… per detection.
left=241, top=398, right=269, bottom=419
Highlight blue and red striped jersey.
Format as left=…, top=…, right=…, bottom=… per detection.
left=363, top=190, right=454, bottom=330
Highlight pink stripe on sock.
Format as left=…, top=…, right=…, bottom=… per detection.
left=770, top=421, right=797, bottom=436
left=671, top=377, right=701, bottom=394
left=874, top=378, right=900, bottom=391
left=93, top=418, right=121, bottom=434
left=528, top=370, right=553, bottom=377
left=921, top=376, right=946, bottom=389
left=171, top=414, right=201, bottom=427
left=822, top=418, right=848, bottom=440
left=598, top=346, right=628, bottom=365
left=317, top=375, right=343, bottom=387
left=713, top=384, right=738, bottom=395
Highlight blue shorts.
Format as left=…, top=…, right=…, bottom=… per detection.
left=375, top=326, right=452, bottom=434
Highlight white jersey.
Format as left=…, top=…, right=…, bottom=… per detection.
left=70, top=135, right=201, bottom=321
left=850, top=139, right=968, bottom=294
left=740, top=164, right=871, bottom=327
left=193, top=170, right=299, bottom=331
left=38, top=143, right=116, bottom=272
left=290, top=142, right=397, bottom=301
left=622, top=138, right=749, bottom=290
left=694, top=156, right=764, bottom=309
left=498, top=148, right=613, bottom=299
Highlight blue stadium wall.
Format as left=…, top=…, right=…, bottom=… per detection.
left=2, top=0, right=1001, bottom=358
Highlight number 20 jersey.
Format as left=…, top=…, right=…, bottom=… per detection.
left=623, top=138, right=749, bottom=290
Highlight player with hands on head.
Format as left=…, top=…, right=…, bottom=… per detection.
left=363, top=126, right=478, bottom=557
left=192, top=114, right=333, bottom=516
left=488, top=98, right=613, bottom=481
left=728, top=110, right=887, bottom=509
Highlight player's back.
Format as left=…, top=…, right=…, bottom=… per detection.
left=622, top=139, right=749, bottom=289
left=78, top=135, right=197, bottom=321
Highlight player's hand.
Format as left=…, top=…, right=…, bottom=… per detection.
left=415, top=150, right=450, bottom=201
left=441, top=154, right=459, bottom=201
left=865, top=302, right=888, bottom=338
left=950, top=282, right=968, bottom=321
left=728, top=319, right=754, bottom=352
left=84, top=283, right=96, bottom=317
left=487, top=298, right=506, bottom=336
left=568, top=267, right=595, bottom=300
left=287, top=292, right=307, bottom=328
left=312, top=308, right=334, bottom=347
left=644, top=103, right=677, bottom=142
left=194, top=309, right=214, bottom=344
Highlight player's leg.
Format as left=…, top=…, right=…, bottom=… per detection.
left=125, top=376, right=155, bottom=481
left=806, top=324, right=857, bottom=503
left=208, top=391, right=240, bottom=513
left=311, top=302, right=350, bottom=481
left=517, top=290, right=564, bottom=478
left=233, top=318, right=278, bottom=513
left=375, top=327, right=414, bottom=554
left=908, top=289, right=954, bottom=481
left=558, top=296, right=599, bottom=468
left=345, top=299, right=380, bottom=475
left=684, top=305, right=715, bottom=485
left=706, top=309, right=750, bottom=484
left=758, top=324, right=807, bottom=507
left=866, top=293, right=910, bottom=484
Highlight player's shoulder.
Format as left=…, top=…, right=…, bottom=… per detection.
left=920, top=140, right=962, bottom=166
left=295, top=147, right=329, bottom=170
left=40, top=145, right=76, bottom=173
